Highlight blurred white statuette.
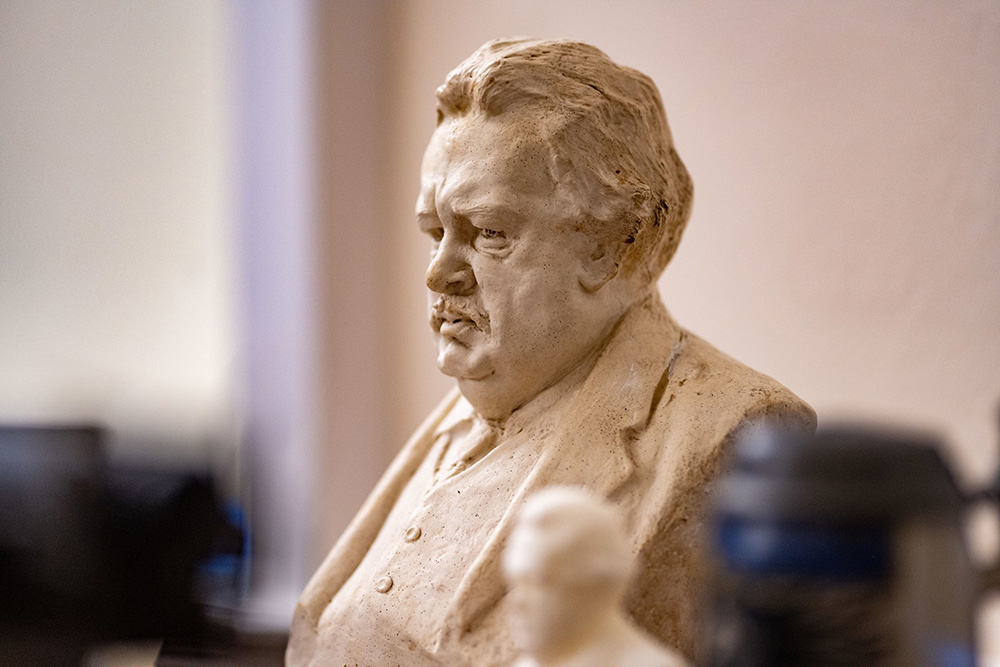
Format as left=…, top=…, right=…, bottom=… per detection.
left=505, top=488, right=690, bottom=667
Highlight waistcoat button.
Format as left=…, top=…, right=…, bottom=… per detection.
left=374, top=575, right=393, bottom=593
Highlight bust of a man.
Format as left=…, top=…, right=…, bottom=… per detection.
left=288, top=38, right=814, bottom=667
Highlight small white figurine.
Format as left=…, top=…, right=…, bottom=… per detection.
left=504, top=487, right=691, bottom=667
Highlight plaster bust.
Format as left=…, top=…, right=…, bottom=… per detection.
left=504, top=487, right=689, bottom=667
left=288, top=38, right=815, bottom=667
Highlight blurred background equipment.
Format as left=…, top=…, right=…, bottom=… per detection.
left=0, top=425, right=248, bottom=667
left=704, top=423, right=997, bottom=667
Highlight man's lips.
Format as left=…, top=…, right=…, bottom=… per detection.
left=437, top=317, right=476, bottom=340
left=429, top=296, right=491, bottom=335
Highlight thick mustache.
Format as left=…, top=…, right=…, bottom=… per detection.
left=430, top=296, right=491, bottom=334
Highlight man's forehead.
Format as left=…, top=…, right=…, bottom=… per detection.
left=447, top=113, right=551, bottom=158
left=417, top=116, right=561, bottom=216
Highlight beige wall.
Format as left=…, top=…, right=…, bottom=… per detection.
left=381, top=0, right=1000, bottom=491
left=0, top=1, right=236, bottom=462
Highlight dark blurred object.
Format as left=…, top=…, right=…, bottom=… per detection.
left=101, top=466, right=226, bottom=639
left=156, top=630, right=287, bottom=667
left=0, top=425, right=233, bottom=667
left=703, top=423, right=984, bottom=667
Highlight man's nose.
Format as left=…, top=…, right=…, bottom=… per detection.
left=425, top=235, right=475, bottom=295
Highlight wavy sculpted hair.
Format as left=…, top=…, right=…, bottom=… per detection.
left=435, top=38, right=694, bottom=285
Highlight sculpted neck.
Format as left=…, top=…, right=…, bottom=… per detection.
left=459, top=284, right=659, bottom=424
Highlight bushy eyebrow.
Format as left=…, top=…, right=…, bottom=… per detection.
left=452, top=204, right=524, bottom=227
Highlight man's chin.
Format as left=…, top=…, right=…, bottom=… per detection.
left=436, top=341, right=493, bottom=381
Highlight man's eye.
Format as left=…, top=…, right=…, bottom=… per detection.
left=473, top=227, right=509, bottom=253
left=427, top=228, right=444, bottom=243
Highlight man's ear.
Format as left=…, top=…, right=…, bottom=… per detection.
left=578, top=238, right=623, bottom=293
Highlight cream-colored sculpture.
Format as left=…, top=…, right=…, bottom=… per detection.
left=288, top=38, right=815, bottom=666
left=505, top=487, right=690, bottom=667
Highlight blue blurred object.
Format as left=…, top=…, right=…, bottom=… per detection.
left=716, top=517, right=891, bottom=580
left=704, top=423, right=982, bottom=667
left=196, top=500, right=251, bottom=612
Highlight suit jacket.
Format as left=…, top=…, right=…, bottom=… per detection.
left=288, top=293, right=815, bottom=665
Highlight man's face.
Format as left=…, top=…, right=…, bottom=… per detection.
left=417, top=114, right=614, bottom=420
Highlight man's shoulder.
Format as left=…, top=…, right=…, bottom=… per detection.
left=657, top=328, right=816, bottom=436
